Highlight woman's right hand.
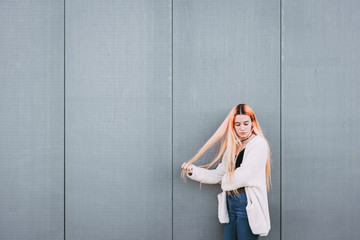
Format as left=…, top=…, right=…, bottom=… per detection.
left=181, top=162, right=194, bottom=174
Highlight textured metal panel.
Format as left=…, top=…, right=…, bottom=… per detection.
left=173, top=1, right=280, bottom=239
left=66, top=1, right=172, bottom=239
left=0, top=1, right=64, bottom=240
left=282, top=1, right=360, bottom=239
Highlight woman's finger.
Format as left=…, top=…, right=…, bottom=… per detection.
left=181, top=162, right=193, bottom=173
left=182, top=162, right=189, bottom=171
left=186, top=164, right=192, bottom=171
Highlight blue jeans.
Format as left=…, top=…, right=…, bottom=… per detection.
left=224, top=192, right=259, bottom=240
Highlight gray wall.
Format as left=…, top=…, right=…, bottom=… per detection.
left=282, top=1, right=360, bottom=239
left=65, top=1, right=172, bottom=239
left=0, top=1, right=64, bottom=240
left=173, top=1, right=280, bottom=239
left=0, top=1, right=359, bottom=240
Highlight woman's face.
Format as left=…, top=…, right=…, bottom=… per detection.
left=234, top=114, right=253, bottom=139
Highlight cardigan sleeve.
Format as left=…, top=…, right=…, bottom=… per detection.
left=186, top=155, right=226, bottom=184
left=221, top=139, right=268, bottom=191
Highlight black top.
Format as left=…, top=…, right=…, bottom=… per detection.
left=235, top=148, right=246, bottom=169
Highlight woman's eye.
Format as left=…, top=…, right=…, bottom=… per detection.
left=235, top=123, right=248, bottom=126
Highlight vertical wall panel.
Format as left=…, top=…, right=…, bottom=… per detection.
left=66, top=1, right=172, bottom=239
left=282, top=1, right=360, bottom=239
left=0, top=1, right=64, bottom=240
left=173, top=1, right=280, bottom=239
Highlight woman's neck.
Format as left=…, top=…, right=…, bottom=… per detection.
left=240, top=133, right=256, bottom=146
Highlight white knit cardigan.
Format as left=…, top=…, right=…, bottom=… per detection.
left=186, top=135, right=271, bottom=236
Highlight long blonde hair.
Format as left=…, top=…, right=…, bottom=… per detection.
left=181, top=104, right=272, bottom=193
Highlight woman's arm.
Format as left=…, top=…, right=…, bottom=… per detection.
left=186, top=155, right=226, bottom=184
left=221, top=139, right=268, bottom=191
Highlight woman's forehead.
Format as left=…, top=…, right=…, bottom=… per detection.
left=234, top=115, right=251, bottom=123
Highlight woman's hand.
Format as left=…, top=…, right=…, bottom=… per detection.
left=181, top=162, right=194, bottom=174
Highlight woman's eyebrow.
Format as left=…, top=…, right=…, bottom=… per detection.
left=235, top=121, right=250, bottom=124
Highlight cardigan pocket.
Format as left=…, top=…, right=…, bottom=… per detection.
left=246, top=199, right=267, bottom=235
left=217, top=191, right=229, bottom=224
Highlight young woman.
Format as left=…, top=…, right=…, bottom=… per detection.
left=181, top=103, right=272, bottom=240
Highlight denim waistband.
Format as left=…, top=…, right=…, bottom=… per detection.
left=226, top=187, right=245, bottom=196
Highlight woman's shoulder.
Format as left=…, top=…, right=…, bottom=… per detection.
left=249, top=135, right=267, bottom=147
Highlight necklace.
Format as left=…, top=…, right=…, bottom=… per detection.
left=240, top=132, right=253, bottom=143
